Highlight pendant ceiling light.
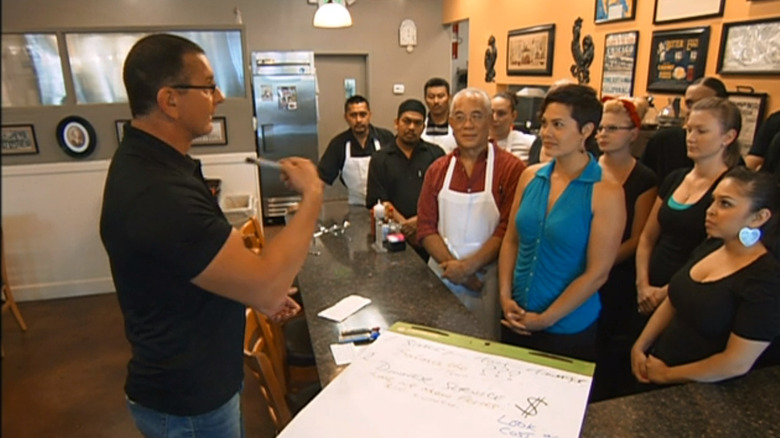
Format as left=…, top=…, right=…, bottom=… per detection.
left=313, top=0, right=353, bottom=29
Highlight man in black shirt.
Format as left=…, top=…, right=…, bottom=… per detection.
left=641, top=77, right=727, bottom=183
left=746, top=110, right=780, bottom=171
left=317, top=95, right=394, bottom=205
left=366, top=99, right=444, bottom=258
left=100, top=34, right=323, bottom=437
left=761, top=131, right=780, bottom=176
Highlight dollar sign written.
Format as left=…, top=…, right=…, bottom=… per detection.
left=515, top=396, right=547, bottom=418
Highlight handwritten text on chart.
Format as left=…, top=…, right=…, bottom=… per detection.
left=366, top=336, right=588, bottom=421
left=278, top=329, right=591, bottom=438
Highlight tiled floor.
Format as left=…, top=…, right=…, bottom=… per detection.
left=2, top=293, right=276, bottom=438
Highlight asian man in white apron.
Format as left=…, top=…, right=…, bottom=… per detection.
left=417, top=88, right=526, bottom=339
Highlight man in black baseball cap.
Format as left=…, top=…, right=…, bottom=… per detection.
left=366, top=99, right=444, bottom=259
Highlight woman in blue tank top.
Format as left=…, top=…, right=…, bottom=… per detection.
left=498, top=84, right=625, bottom=361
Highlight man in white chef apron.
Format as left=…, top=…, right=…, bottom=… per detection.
left=417, top=88, right=525, bottom=339
left=421, top=78, right=457, bottom=154
left=318, top=95, right=395, bottom=205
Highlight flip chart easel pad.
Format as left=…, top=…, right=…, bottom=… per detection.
left=280, top=323, right=594, bottom=438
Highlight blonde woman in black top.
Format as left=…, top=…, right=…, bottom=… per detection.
left=635, top=98, right=742, bottom=317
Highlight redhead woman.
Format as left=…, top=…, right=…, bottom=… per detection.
left=632, top=167, right=780, bottom=384
left=498, top=84, right=624, bottom=361
left=592, top=97, right=658, bottom=399
left=635, top=97, right=742, bottom=317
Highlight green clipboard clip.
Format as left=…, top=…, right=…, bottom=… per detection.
left=390, top=321, right=595, bottom=377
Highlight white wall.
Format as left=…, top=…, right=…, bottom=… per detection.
left=0, top=0, right=452, bottom=301
left=1, top=153, right=261, bottom=301
left=1, top=0, right=451, bottom=166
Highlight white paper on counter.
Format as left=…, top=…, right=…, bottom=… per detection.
left=330, top=342, right=371, bottom=366
left=330, top=343, right=356, bottom=365
left=317, top=295, right=372, bottom=322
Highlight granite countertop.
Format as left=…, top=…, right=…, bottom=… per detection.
left=581, top=365, right=780, bottom=437
left=284, top=203, right=780, bottom=435
left=295, top=202, right=486, bottom=386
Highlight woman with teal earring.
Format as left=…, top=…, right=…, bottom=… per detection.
left=631, top=167, right=780, bottom=385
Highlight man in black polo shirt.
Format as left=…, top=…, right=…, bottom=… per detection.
left=641, top=77, right=727, bottom=183
left=366, top=99, right=444, bottom=259
left=317, top=95, right=394, bottom=206
left=100, top=34, right=323, bottom=437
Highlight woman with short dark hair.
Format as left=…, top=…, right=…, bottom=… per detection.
left=498, top=84, right=625, bottom=361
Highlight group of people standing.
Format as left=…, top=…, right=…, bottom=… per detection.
left=317, top=74, right=780, bottom=402
left=317, top=79, right=529, bottom=338
left=507, top=84, right=779, bottom=401
left=101, top=33, right=779, bottom=437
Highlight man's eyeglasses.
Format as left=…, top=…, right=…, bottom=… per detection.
left=451, top=112, right=487, bottom=124
left=170, top=84, right=218, bottom=94
left=596, top=125, right=634, bottom=133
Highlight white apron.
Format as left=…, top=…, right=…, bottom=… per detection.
left=427, top=144, right=501, bottom=339
left=421, top=125, right=457, bottom=154
left=342, top=139, right=380, bottom=206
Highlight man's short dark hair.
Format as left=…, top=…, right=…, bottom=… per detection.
left=493, top=91, right=517, bottom=112
left=345, top=95, right=370, bottom=113
left=123, top=34, right=205, bottom=117
left=691, top=76, right=728, bottom=98
left=424, top=77, right=450, bottom=96
left=397, top=99, right=426, bottom=119
left=540, top=84, right=602, bottom=136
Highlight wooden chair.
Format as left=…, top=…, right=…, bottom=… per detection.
left=2, top=229, right=27, bottom=332
left=239, top=216, right=266, bottom=255
left=244, top=308, right=320, bottom=433
left=239, top=216, right=299, bottom=296
left=248, top=307, right=319, bottom=393
left=238, top=219, right=318, bottom=390
left=244, top=308, right=293, bottom=432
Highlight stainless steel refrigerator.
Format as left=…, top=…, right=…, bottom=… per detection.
left=251, top=51, right=319, bottom=224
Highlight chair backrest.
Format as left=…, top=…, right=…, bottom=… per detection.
left=1, top=228, right=27, bottom=331
left=244, top=308, right=292, bottom=432
left=245, top=308, right=288, bottom=391
left=244, top=307, right=264, bottom=358
left=240, top=216, right=265, bottom=255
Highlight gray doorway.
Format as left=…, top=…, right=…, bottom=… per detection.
left=449, top=20, right=469, bottom=94
left=314, top=54, right=368, bottom=201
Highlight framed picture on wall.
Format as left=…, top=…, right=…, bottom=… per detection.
left=728, top=90, right=768, bottom=155
left=507, top=24, right=555, bottom=76
left=56, top=115, right=97, bottom=158
left=595, top=0, right=636, bottom=24
left=601, top=31, right=639, bottom=97
left=653, top=0, right=724, bottom=24
left=717, top=17, right=780, bottom=75
left=192, top=117, right=228, bottom=146
left=2, top=124, right=39, bottom=155
left=646, top=27, right=710, bottom=94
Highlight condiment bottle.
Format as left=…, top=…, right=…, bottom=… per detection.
left=373, top=200, right=385, bottom=244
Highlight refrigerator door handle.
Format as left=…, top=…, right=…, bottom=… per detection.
left=260, top=123, right=274, bottom=153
